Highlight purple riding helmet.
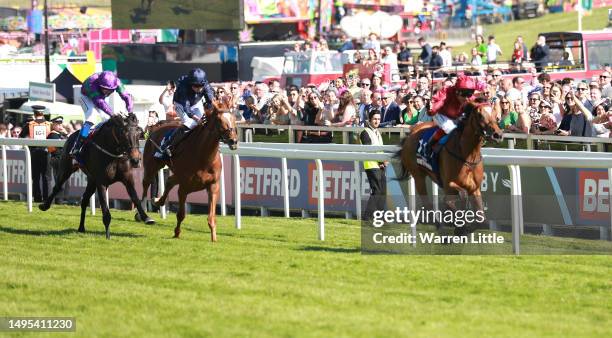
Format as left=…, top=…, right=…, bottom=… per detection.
left=96, top=71, right=119, bottom=90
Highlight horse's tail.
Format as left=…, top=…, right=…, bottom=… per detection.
left=393, top=136, right=411, bottom=181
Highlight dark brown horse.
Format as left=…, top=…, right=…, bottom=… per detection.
left=39, top=113, right=154, bottom=239
left=398, top=99, right=503, bottom=233
left=139, top=101, right=238, bottom=241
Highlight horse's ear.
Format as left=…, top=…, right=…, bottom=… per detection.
left=205, top=100, right=216, bottom=118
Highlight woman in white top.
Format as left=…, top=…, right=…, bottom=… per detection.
left=316, top=89, right=339, bottom=126
left=158, top=80, right=176, bottom=118
left=470, top=48, right=482, bottom=66
left=592, top=101, right=611, bottom=137
left=333, top=91, right=357, bottom=127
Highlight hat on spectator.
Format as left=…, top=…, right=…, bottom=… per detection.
left=31, top=105, right=46, bottom=115
left=456, top=74, right=477, bottom=90
left=593, top=98, right=610, bottom=110
left=540, top=100, right=552, bottom=108
left=51, top=116, right=64, bottom=124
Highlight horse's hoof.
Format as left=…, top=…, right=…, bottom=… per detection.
left=38, top=203, right=49, bottom=211
left=144, top=217, right=155, bottom=225
left=152, top=197, right=162, bottom=207
left=134, top=213, right=142, bottom=222
left=77, top=227, right=85, bottom=233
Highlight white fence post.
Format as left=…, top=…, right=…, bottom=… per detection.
left=2, top=145, right=7, bottom=201
left=516, top=165, right=524, bottom=235
left=24, top=146, right=32, bottom=212
left=354, top=161, right=361, bottom=220
left=219, top=154, right=226, bottom=216
left=90, top=194, right=95, bottom=215
left=158, top=168, right=167, bottom=219
left=509, top=165, right=521, bottom=255
left=408, top=176, right=417, bottom=246
left=432, top=181, right=439, bottom=211
left=245, top=129, right=253, bottom=143
left=282, top=157, right=290, bottom=218
left=608, top=168, right=612, bottom=241
left=288, top=126, right=294, bottom=143
left=233, top=154, right=241, bottom=229
left=315, top=159, right=325, bottom=240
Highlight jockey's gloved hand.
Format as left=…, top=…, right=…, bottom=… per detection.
left=204, top=102, right=213, bottom=110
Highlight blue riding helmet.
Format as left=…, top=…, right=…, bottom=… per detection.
left=188, top=68, right=207, bottom=86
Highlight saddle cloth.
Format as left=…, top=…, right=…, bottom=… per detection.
left=415, top=127, right=449, bottom=176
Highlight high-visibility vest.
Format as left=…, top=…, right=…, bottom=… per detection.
left=29, top=121, right=50, bottom=140
left=360, top=127, right=383, bottom=170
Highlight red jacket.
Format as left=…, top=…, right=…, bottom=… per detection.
left=429, top=86, right=464, bottom=119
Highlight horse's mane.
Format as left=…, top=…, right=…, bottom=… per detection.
left=148, top=120, right=183, bottom=133
left=455, top=97, right=489, bottom=132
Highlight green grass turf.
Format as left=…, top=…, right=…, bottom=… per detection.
left=1, top=201, right=611, bottom=337
left=453, top=7, right=612, bottom=61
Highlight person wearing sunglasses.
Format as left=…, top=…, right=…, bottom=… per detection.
left=598, top=71, right=610, bottom=90
left=425, top=74, right=478, bottom=154
left=160, top=68, right=214, bottom=158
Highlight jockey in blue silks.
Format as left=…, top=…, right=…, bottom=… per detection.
left=161, top=68, right=215, bottom=158
left=71, top=71, right=133, bottom=157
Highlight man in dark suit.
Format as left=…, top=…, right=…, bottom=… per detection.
left=531, top=35, right=550, bottom=72
left=429, top=45, right=444, bottom=70
left=418, top=37, right=432, bottom=65
left=380, top=92, right=401, bottom=127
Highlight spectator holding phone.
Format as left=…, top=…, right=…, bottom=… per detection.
left=557, top=91, right=594, bottom=137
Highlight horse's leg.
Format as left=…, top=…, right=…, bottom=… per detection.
left=468, top=189, right=487, bottom=229
left=124, top=177, right=155, bottom=225
left=174, top=185, right=187, bottom=238
left=207, top=183, right=219, bottom=242
left=78, top=181, right=96, bottom=233
left=96, top=184, right=112, bottom=240
left=39, top=157, right=76, bottom=211
left=153, top=174, right=178, bottom=208
left=139, top=171, right=152, bottom=214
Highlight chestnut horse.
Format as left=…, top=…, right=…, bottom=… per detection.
left=398, top=99, right=503, bottom=233
left=139, top=101, right=238, bottom=241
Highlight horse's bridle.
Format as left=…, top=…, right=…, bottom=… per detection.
left=91, top=123, right=139, bottom=160
left=440, top=104, right=490, bottom=171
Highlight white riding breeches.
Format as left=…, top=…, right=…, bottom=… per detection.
left=179, top=100, right=205, bottom=129
left=433, top=113, right=457, bottom=134
left=80, top=96, right=111, bottom=124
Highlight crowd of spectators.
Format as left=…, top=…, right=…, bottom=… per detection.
left=203, top=64, right=612, bottom=142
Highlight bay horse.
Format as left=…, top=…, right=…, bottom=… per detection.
left=397, top=99, right=503, bottom=234
left=139, top=101, right=238, bottom=241
left=39, top=113, right=154, bottom=239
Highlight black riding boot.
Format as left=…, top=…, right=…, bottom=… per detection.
left=70, top=134, right=86, bottom=157
left=165, top=126, right=190, bottom=158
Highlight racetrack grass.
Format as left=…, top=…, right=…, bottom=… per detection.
left=1, top=201, right=611, bottom=337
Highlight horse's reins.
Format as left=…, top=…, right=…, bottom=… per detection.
left=90, top=125, right=134, bottom=160
left=440, top=102, right=491, bottom=171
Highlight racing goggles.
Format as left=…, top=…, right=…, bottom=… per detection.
left=457, top=89, right=475, bottom=97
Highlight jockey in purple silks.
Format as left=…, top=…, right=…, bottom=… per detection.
left=71, top=71, right=133, bottom=157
